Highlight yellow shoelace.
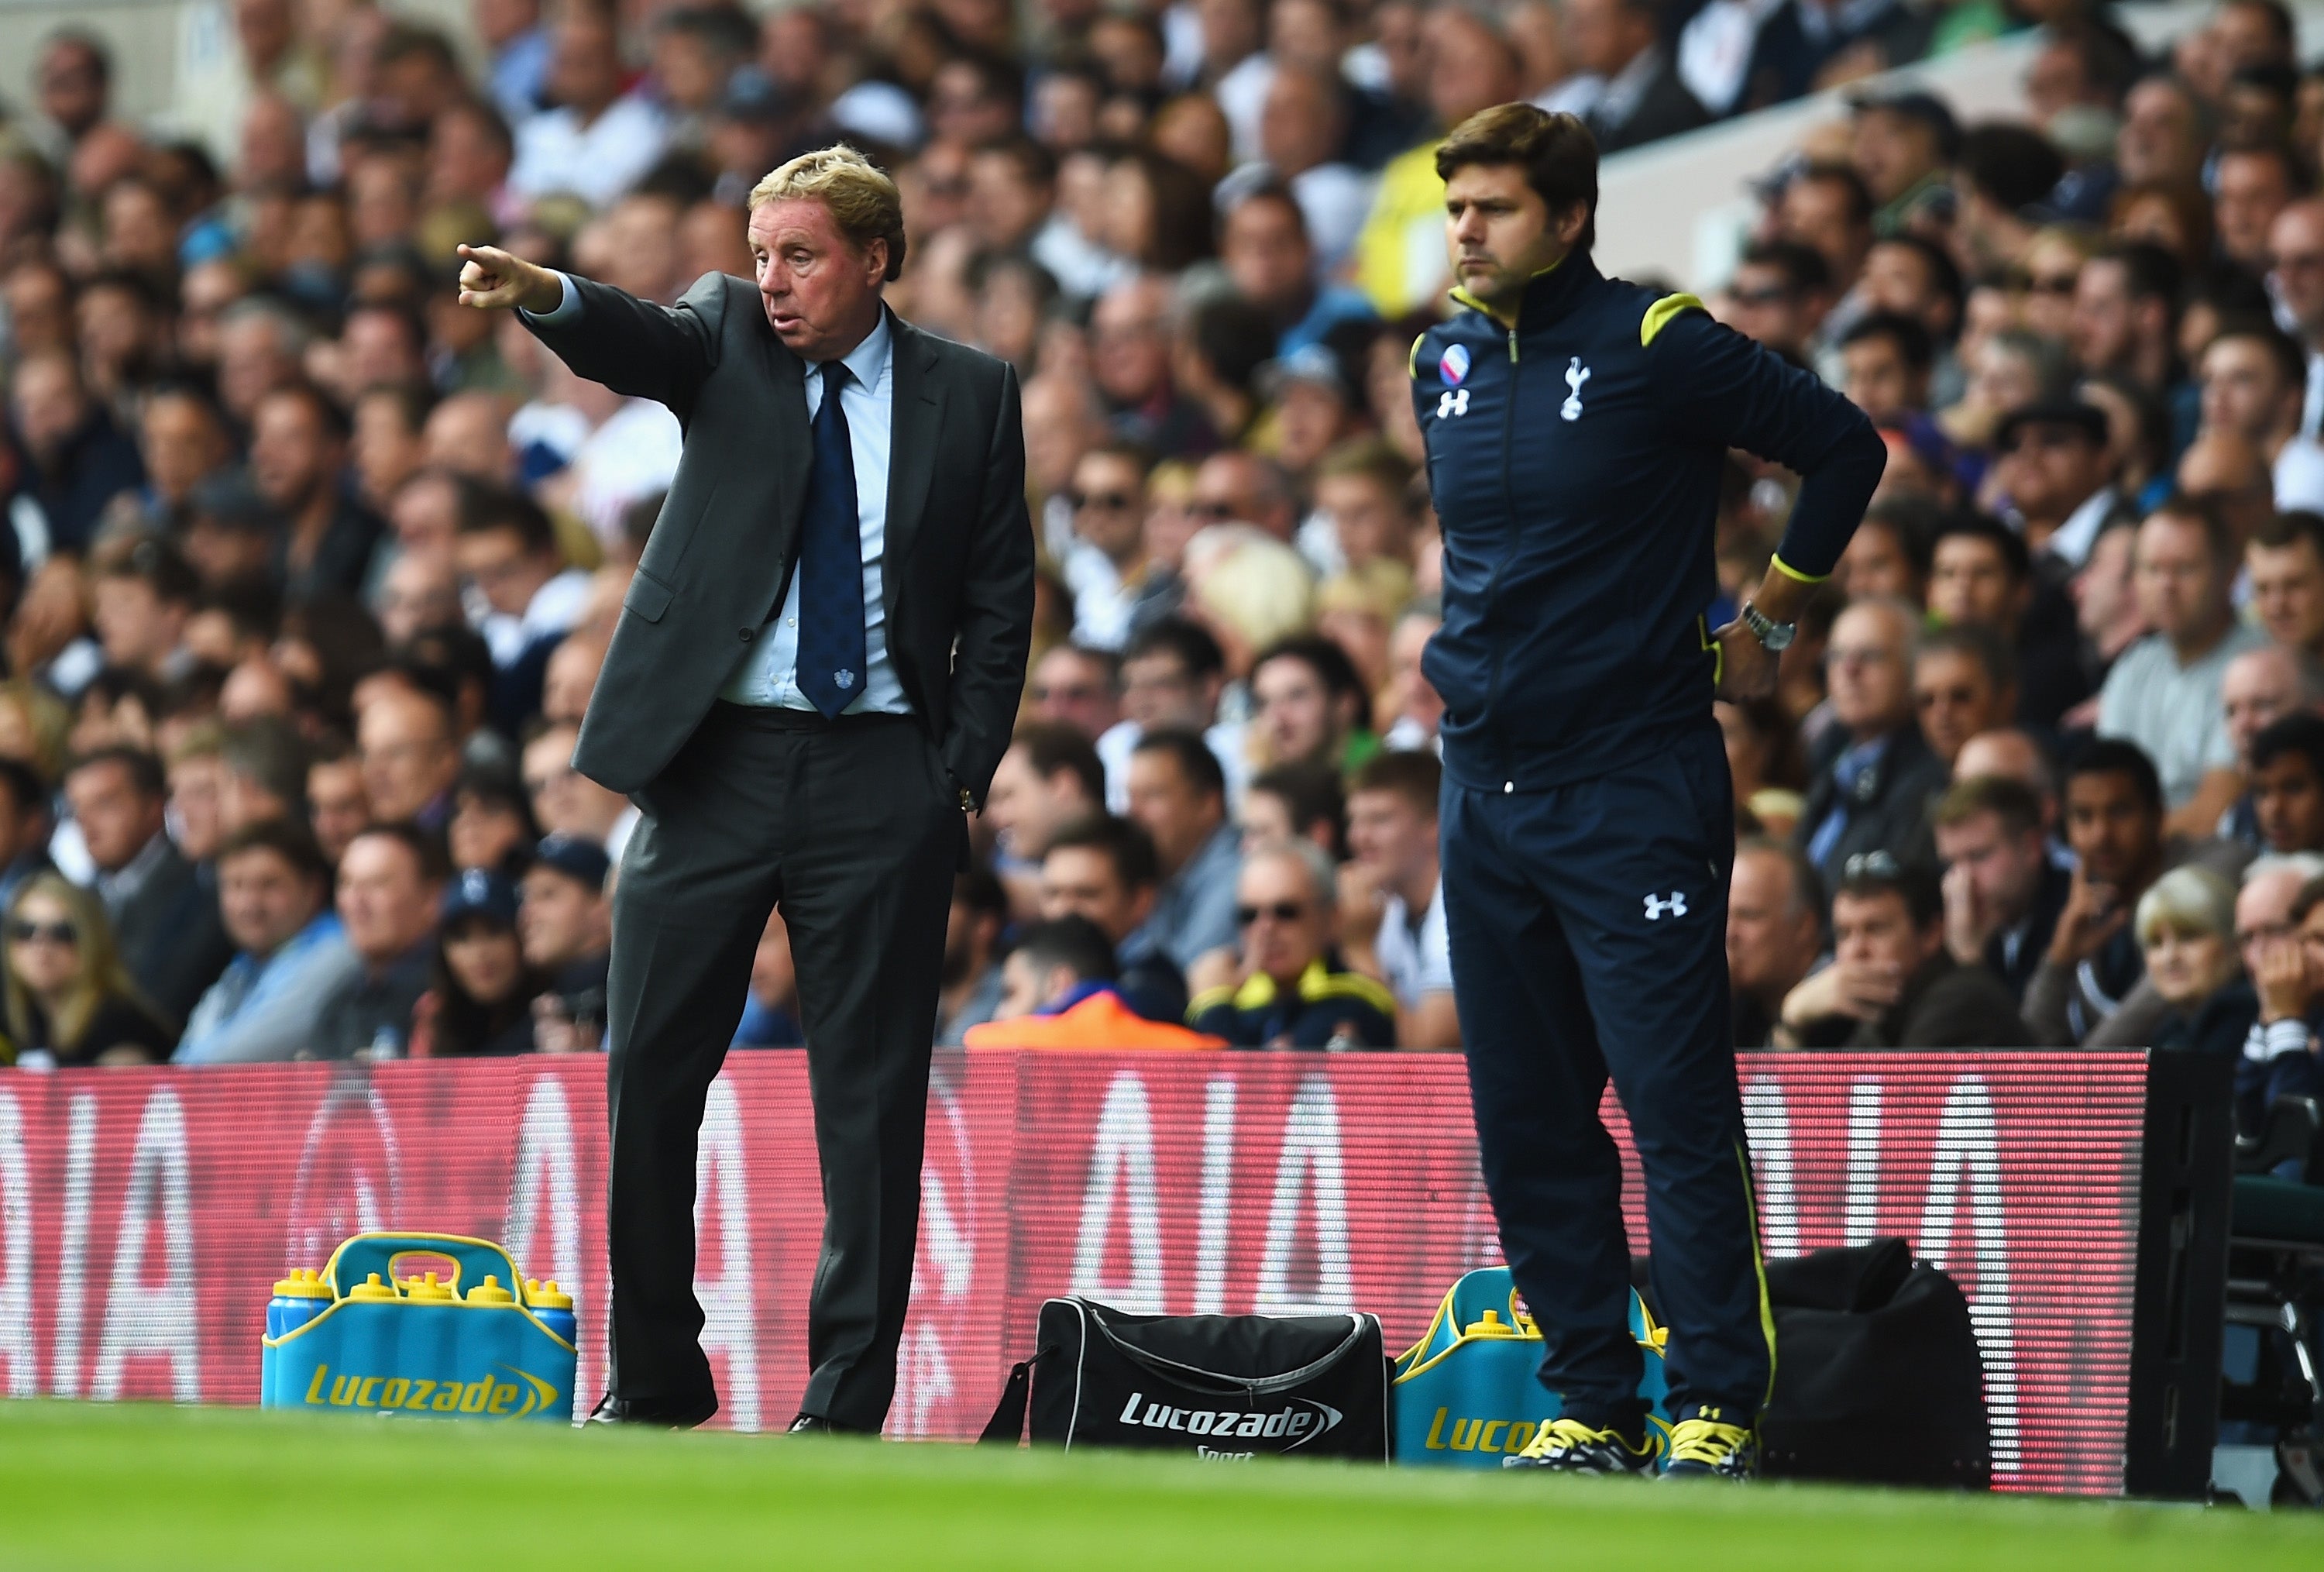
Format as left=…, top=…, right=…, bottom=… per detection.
left=1666, top=1416, right=1750, bottom=1467
left=1516, top=1417, right=1635, bottom=1460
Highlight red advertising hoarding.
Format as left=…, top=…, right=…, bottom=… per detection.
left=0, top=1050, right=2150, bottom=1494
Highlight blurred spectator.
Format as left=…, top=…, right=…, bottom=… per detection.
left=1060, top=441, right=1156, bottom=651
left=2027, top=740, right=2167, bottom=1045
left=1190, top=836, right=1396, bottom=1048
left=518, top=832, right=610, bottom=1054
left=1910, top=623, right=2014, bottom=771
left=2197, top=318, right=2324, bottom=512
left=1250, top=634, right=1373, bottom=772
left=411, top=868, right=542, bottom=1057
left=1727, top=836, right=1822, bottom=1047
left=359, top=686, right=460, bottom=828
left=1839, top=312, right=1933, bottom=424
left=1218, top=183, right=1375, bottom=358
left=936, top=867, right=1009, bottom=1047
left=965, top=913, right=1228, bottom=1049
left=1098, top=616, right=1248, bottom=810
left=306, top=735, right=370, bottom=864
left=2219, top=645, right=2315, bottom=844
left=508, top=7, right=670, bottom=208
left=1127, top=727, right=1242, bottom=972
left=250, top=382, right=380, bottom=600
left=90, top=536, right=198, bottom=681
left=1799, top=597, right=1946, bottom=888
left=1991, top=400, right=2128, bottom=572
left=2, top=872, right=172, bottom=1068
left=177, top=817, right=359, bottom=1064
left=10, top=346, right=141, bottom=554
left=1345, top=749, right=1456, bottom=1048
left=0, top=758, right=53, bottom=915
left=1243, top=759, right=1346, bottom=858
left=521, top=719, right=627, bottom=851
left=64, top=745, right=230, bottom=1027
left=2240, top=863, right=2324, bottom=1130
left=1776, top=854, right=2033, bottom=1050
left=458, top=485, right=588, bottom=731
left=732, top=906, right=803, bottom=1049
left=449, top=765, right=537, bottom=877
left=1567, top=0, right=1705, bottom=153
left=985, top=721, right=1105, bottom=916
left=1932, top=776, right=2068, bottom=1005
left=2086, top=865, right=2251, bottom=1055
left=2250, top=713, right=2324, bottom=857
left=318, top=823, right=445, bottom=1060
left=1040, top=814, right=1187, bottom=1026
left=2247, top=511, right=2324, bottom=664
left=1927, top=511, right=2089, bottom=730
left=1027, top=644, right=1123, bottom=741
left=1718, top=240, right=1832, bottom=363
left=2097, top=499, right=2266, bottom=826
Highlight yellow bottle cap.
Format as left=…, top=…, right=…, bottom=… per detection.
left=527, top=1278, right=573, bottom=1310
left=1463, top=1309, right=1518, bottom=1337
left=404, top=1271, right=456, bottom=1302
left=273, top=1268, right=329, bottom=1299
left=465, top=1274, right=517, bottom=1305
left=349, top=1272, right=399, bottom=1302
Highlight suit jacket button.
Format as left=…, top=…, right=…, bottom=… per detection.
left=737, top=628, right=755, bottom=642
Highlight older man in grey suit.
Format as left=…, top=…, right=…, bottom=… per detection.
left=457, top=146, right=1033, bottom=1434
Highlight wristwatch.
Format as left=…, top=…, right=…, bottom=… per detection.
left=1738, top=600, right=1796, bottom=652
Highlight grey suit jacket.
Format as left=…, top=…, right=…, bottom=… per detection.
left=525, top=272, right=1035, bottom=804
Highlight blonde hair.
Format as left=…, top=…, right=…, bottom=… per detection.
left=3, top=872, right=154, bottom=1054
left=2134, top=865, right=2236, bottom=950
left=748, top=145, right=907, bottom=281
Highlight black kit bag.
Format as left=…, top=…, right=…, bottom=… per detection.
left=980, top=1298, right=1392, bottom=1460
left=1758, top=1237, right=1992, bottom=1489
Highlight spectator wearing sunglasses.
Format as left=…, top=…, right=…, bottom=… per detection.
left=1, top=872, right=173, bottom=1067
left=1773, top=853, right=2032, bottom=1049
left=1059, top=441, right=1157, bottom=652
left=1188, top=837, right=1394, bottom=1049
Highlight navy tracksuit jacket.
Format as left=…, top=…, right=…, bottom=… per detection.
left=1412, top=254, right=1884, bottom=1432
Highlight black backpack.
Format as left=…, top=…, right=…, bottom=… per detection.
left=981, top=1298, right=1392, bottom=1460
left=1759, top=1237, right=1992, bottom=1488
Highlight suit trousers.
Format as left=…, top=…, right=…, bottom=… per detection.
left=1439, top=722, right=1773, bottom=1434
left=606, top=701, right=957, bottom=1429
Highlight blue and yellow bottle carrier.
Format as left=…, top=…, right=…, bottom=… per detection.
left=261, top=1232, right=579, bottom=1424
left=1392, top=1266, right=1669, bottom=1466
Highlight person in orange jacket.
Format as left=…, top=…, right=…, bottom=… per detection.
left=964, top=916, right=1227, bottom=1051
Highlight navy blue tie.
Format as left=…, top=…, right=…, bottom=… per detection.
left=795, top=360, right=867, bottom=718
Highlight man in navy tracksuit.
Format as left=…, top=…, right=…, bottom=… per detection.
left=1412, top=106, right=1885, bottom=1479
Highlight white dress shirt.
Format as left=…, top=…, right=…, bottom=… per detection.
left=526, top=278, right=910, bottom=714
left=720, top=311, right=909, bottom=714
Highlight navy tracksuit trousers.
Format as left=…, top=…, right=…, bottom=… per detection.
left=1441, top=722, right=1772, bottom=1432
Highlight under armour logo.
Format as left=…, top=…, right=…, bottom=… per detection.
left=1643, top=891, right=1687, bottom=921
left=1561, top=357, right=1590, bottom=421
left=834, top=669, right=856, bottom=690
left=1438, top=387, right=1470, bottom=418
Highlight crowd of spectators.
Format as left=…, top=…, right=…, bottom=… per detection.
left=0, top=0, right=2321, bottom=1085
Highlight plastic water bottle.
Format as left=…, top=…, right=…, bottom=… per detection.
left=525, top=1278, right=577, bottom=1347
left=263, top=1268, right=330, bottom=1405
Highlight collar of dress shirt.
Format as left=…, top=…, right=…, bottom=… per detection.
left=819, top=308, right=894, bottom=395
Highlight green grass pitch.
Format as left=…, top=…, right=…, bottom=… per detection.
left=2, top=1400, right=2319, bottom=1569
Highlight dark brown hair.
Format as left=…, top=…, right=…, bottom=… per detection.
left=1435, top=104, right=1600, bottom=255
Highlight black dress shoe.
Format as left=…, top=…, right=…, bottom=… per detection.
left=786, top=1413, right=834, bottom=1434
left=589, top=1393, right=719, bottom=1429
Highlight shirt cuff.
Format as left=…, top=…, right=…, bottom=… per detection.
left=520, top=271, right=581, bottom=325
left=2249, top=1017, right=2312, bottom=1061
